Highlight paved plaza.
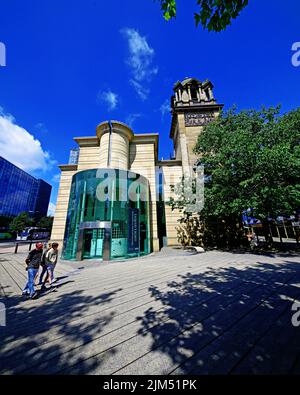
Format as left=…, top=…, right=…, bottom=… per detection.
left=1, top=245, right=300, bottom=375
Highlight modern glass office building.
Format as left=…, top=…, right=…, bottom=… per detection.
left=0, top=156, right=52, bottom=217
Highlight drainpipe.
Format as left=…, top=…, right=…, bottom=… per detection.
left=107, top=120, right=113, bottom=167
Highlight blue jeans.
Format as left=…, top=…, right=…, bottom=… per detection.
left=39, top=265, right=48, bottom=284
left=23, top=268, right=39, bottom=297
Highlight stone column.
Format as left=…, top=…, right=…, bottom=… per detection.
left=199, top=88, right=205, bottom=101
left=188, top=86, right=192, bottom=101
left=178, top=89, right=182, bottom=101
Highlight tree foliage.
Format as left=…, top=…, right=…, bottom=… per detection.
left=158, top=0, right=249, bottom=31
left=171, top=107, right=300, bottom=248
left=36, top=216, right=54, bottom=230
left=8, top=213, right=53, bottom=236
left=9, top=212, right=34, bottom=233
left=194, top=107, right=300, bottom=221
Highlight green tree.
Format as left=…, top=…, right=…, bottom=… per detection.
left=36, top=216, right=54, bottom=230
left=171, top=107, right=300, bottom=248
left=9, top=212, right=34, bottom=233
left=158, top=0, right=249, bottom=31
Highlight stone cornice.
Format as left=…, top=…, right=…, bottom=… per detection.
left=58, top=164, right=78, bottom=172
left=132, top=133, right=159, bottom=143
left=157, top=159, right=182, bottom=167
left=73, top=137, right=99, bottom=147
left=173, top=103, right=224, bottom=112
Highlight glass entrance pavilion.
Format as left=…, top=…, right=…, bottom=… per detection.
left=62, top=168, right=151, bottom=260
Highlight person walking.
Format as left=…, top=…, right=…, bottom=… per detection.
left=23, top=242, right=43, bottom=299
left=45, top=242, right=59, bottom=287
left=38, top=242, right=52, bottom=285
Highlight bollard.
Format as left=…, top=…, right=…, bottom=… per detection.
left=29, top=242, right=32, bottom=251
left=14, top=243, right=18, bottom=254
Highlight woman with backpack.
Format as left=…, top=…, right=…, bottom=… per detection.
left=45, top=242, right=59, bottom=287
left=38, top=242, right=52, bottom=285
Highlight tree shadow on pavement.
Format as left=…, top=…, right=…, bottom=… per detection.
left=135, top=259, right=300, bottom=375
left=0, top=284, right=121, bottom=374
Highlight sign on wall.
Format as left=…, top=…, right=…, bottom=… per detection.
left=128, top=208, right=140, bottom=253
left=184, top=112, right=215, bottom=127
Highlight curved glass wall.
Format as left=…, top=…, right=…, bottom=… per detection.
left=62, top=168, right=151, bottom=260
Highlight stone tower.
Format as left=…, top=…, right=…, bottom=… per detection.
left=170, top=77, right=223, bottom=175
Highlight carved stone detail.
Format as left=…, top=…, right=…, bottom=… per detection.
left=184, top=112, right=215, bottom=126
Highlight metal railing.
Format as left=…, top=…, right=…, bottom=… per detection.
left=245, top=224, right=299, bottom=245
left=14, top=239, right=49, bottom=254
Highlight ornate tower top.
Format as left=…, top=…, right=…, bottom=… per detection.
left=169, top=77, right=224, bottom=174
left=170, top=77, right=223, bottom=139
left=172, top=77, right=216, bottom=109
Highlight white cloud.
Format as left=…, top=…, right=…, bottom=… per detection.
left=130, top=80, right=149, bottom=101
left=125, top=113, right=142, bottom=128
left=121, top=28, right=158, bottom=99
left=47, top=202, right=56, bottom=216
left=0, top=108, right=55, bottom=173
left=98, top=90, right=118, bottom=111
left=160, top=99, right=170, bottom=117
left=52, top=173, right=61, bottom=183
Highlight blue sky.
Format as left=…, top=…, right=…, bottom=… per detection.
left=0, top=0, right=299, bottom=215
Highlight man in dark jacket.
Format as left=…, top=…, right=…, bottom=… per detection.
left=22, top=242, right=43, bottom=299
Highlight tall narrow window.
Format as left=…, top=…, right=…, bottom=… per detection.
left=191, top=85, right=198, bottom=101
left=205, top=88, right=210, bottom=101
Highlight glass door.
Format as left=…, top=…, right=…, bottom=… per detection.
left=83, top=228, right=104, bottom=258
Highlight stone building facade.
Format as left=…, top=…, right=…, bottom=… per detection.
left=51, top=77, right=223, bottom=260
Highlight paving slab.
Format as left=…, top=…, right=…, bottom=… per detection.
left=0, top=247, right=300, bottom=375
